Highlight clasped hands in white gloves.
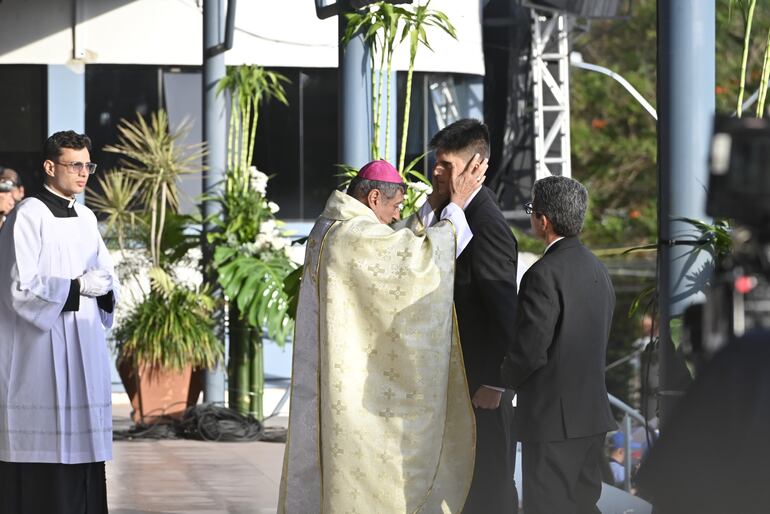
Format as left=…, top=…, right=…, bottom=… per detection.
left=78, top=269, right=113, bottom=297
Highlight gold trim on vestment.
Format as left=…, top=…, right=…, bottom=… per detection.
left=409, top=217, right=458, bottom=514
left=315, top=220, right=335, bottom=513
left=446, top=215, right=478, bottom=512
left=452, top=304, right=477, bottom=513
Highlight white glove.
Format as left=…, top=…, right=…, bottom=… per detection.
left=79, top=269, right=113, bottom=297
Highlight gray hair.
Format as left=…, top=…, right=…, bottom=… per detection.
left=532, top=176, right=588, bottom=237
left=347, top=176, right=406, bottom=201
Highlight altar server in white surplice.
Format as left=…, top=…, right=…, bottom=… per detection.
left=0, top=131, right=119, bottom=514
left=279, top=157, right=488, bottom=514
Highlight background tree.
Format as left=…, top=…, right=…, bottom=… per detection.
left=569, top=0, right=770, bottom=409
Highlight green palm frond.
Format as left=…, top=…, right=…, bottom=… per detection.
left=87, top=171, right=143, bottom=251
left=104, top=110, right=205, bottom=215
left=103, top=110, right=206, bottom=268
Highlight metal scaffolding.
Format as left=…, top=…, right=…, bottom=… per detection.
left=531, top=10, right=571, bottom=179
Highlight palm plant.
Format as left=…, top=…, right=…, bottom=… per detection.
left=104, top=111, right=205, bottom=269
left=86, top=171, right=142, bottom=253
left=91, top=110, right=221, bottom=375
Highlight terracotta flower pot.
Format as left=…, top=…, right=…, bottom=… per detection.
left=118, top=360, right=204, bottom=425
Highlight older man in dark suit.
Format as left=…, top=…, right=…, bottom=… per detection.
left=501, top=176, right=616, bottom=514
left=428, top=119, right=519, bottom=513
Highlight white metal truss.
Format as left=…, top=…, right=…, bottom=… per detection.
left=531, top=11, right=571, bottom=179
left=429, top=76, right=460, bottom=131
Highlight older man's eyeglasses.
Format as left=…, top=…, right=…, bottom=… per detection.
left=56, top=161, right=98, bottom=175
left=524, top=201, right=537, bottom=215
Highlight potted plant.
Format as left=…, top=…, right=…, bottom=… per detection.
left=90, top=110, right=222, bottom=424
left=209, top=65, right=298, bottom=420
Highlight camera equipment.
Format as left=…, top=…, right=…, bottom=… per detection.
left=707, top=116, right=770, bottom=231
left=684, top=116, right=770, bottom=362
left=0, top=179, right=13, bottom=193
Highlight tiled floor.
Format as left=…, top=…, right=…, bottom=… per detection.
left=107, top=404, right=286, bottom=514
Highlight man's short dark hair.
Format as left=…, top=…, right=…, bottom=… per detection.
left=532, top=175, right=589, bottom=237
left=0, top=167, right=20, bottom=186
left=44, top=131, right=92, bottom=162
left=428, top=118, right=490, bottom=160
left=347, top=176, right=406, bottom=201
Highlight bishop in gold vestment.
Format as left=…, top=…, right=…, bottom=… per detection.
left=279, top=159, right=487, bottom=513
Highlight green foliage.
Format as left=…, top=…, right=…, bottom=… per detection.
left=213, top=65, right=296, bottom=418
left=397, top=1, right=456, bottom=171
left=571, top=0, right=764, bottom=247
left=210, top=65, right=297, bottom=344
left=86, top=171, right=143, bottom=252
left=217, top=66, right=289, bottom=173
left=103, top=110, right=205, bottom=268
left=92, top=110, right=219, bottom=373
left=214, top=245, right=295, bottom=345
left=115, top=268, right=222, bottom=371
left=718, top=0, right=770, bottom=114
left=570, top=0, right=657, bottom=249
left=512, top=227, right=545, bottom=254
left=207, top=168, right=296, bottom=344
left=283, top=265, right=304, bottom=321
left=159, top=212, right=201, bottom=265
left=342, top=1, right=455, bottom=168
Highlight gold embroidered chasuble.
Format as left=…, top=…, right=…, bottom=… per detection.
left=279, top=191, right=475, bottom=514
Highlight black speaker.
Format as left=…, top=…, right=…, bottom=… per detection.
left=523, top=0, right=627, bottom=18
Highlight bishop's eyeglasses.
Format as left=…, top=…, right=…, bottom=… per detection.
left=56, top=161, right=98, bottom=175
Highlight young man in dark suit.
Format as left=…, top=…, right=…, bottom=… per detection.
left=501, top=175, right=616, bottom=514
left=427, top=119, right=520, bottom=513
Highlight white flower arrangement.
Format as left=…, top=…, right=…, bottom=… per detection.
left=237, top=217, right=294, bottom=262
left=409, top=180, right=433, bottom=196
left=249, top=166, right=269, bottom=195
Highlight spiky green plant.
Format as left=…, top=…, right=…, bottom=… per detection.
left=115, top=267, right=221, bottom=371
left=104, top=111, right=205, bottom=269
left=87, top=171, right=143, bottom=252
left=93, top=110, right=220, bottom=380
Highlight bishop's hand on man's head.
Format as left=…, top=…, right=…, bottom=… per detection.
left=449, top=153, right=488, bottom=208
left=427, top=153, right=488, bottom=211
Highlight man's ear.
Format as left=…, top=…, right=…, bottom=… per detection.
left=366, top=188, right=380, bottom=208
left=43, top=160, right=56, bottom=178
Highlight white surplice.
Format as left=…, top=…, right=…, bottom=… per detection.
left=0, top=197, right=118, bottom=464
